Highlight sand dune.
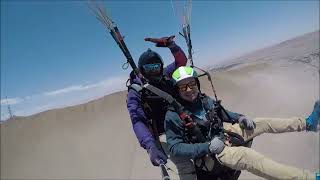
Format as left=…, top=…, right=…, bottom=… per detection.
left=1, top=31, right=319, bottom=179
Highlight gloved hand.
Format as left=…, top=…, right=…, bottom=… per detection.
left=238, top=116, right=256, bottom=130
left=209, top=136, right=225, bottom=154
left=144, top=35, right=175, bottom=47
left=147, top=145, right=168, bottom=166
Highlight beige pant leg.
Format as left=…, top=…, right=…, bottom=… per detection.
left=159, top=134, right=197, bottom=180
left=217, top=146, right=314, bottom=180
left=223, top=117, right=306, bottom=141
left=220, top=117, right=314, bottom=179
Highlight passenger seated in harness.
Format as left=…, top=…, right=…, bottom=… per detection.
left=165, top=66, right=317, bottom=180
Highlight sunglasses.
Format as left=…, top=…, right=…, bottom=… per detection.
left=177, top=81, right=198, bottom=92
left=143, top=63, right=162, bottom=74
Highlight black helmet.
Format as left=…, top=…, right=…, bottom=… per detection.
left=138, top=49, right=164, bottom=79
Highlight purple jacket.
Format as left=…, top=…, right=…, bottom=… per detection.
left=126, top=43, right=187, bottom=150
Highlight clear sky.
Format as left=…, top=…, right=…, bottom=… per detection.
left=1, top=0, right=319, bottom=120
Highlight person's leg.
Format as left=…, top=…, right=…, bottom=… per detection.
left=306, top=100, right=320, bottom=131
left=224, top=117, right=306, bottom=141
left=217, top=146, right=315, bottom=180
left=223, top=100, right=320, bottom=141
left=159, top=134, right=197, bottom=180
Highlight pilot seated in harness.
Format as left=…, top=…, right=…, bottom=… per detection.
left=127, top=36, right=189, bottom=179
left=165, top=66, right=317, bottom=180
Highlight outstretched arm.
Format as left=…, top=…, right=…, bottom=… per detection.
left=144, top=36, right=187, bottom=78
left=164, top=42, right=188, bottom=78
left=206, top=96, right=242, bottom=123
left=223, top=109, right=243, bottom=123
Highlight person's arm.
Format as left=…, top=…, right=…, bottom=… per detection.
left=223, top=109, right=242, bottom=123
left=165, top=111, right=210, bottom=159
left=144, top=36, right=187, bottom=77
left=219, top=103, right=256, bottom=129
left=206, top=96, right=242, bottom=123
left=163, top=42, right=188, bottom=78
left=213, top=97, right=255, bottom=129
left=127, top=89, right=156, bottom=150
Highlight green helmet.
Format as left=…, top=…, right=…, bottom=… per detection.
left=172, top=66, right=198, bottom=84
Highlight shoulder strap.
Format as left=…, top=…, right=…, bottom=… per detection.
left=129, top=83, right=143, bottom=93
left=166, top=105, right=176, bottom=112
left=200, top=93, right=213, bottom=111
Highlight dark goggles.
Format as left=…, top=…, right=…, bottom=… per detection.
left=177, top=81, right=198, bottom=92
left=143, top=63, right=162, bottom=75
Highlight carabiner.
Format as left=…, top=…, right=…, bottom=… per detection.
left=122, top=62, right=129, bottom=70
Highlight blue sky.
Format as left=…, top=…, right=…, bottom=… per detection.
left=1, top=0, right=319, bottom=120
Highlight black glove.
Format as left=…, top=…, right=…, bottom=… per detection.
left=144, top=35, right=175, bottom=47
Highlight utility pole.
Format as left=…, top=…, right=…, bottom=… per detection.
left=6, top=96, right=14, bottom=120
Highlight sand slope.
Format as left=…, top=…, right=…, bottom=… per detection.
left=1, top=31, right=319, bottom=179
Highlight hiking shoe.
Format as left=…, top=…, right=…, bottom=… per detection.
left=306, top=100, right=320, bottom=132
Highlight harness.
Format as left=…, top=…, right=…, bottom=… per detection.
left=170, top=94, right=249, bottom=180
left=129, top=78, right=173, bottom=131
left=128, top=77, right=174, bottom=154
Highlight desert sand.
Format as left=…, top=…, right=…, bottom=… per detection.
left=1, top=31, right=319, bottom=179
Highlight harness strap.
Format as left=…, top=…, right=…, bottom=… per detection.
left=129, top=83, right=143, bottom=92
left=198, top=157, right=209, bottom=172
left=143, top=84, right=175, bottom=104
